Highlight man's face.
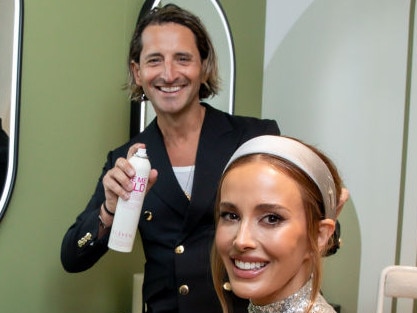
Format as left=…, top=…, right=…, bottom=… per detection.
left=132, top=23, right=205, bottom=116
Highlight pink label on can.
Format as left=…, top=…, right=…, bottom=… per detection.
left=131, top=175, right=148, bottom=193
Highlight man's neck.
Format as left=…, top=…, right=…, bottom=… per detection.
left=159, top=104, right=206, bottom=166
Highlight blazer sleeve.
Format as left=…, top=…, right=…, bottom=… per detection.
left=261, top=118, right=280, bottom=136
left=60, top=149, right=120, bottom=272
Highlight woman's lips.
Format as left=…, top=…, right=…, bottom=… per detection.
left=230, top=258, right=268, bottom=279
left=234, top=259, right=267, bottom=270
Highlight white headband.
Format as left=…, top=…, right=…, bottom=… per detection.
left=224, top=135, right=337, bottom=220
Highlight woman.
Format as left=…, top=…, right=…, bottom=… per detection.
left=212, top=135, right=343, bottom=313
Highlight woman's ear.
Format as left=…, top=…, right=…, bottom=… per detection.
left=318, top=219, right=336, bottom=252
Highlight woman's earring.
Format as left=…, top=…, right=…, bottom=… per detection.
left=223, top=282, right=232, bottom=291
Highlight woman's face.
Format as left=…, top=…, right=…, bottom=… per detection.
left=215, top=161, right=312, bottom=305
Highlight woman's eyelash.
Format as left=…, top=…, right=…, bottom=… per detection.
left=262, top=213, right=284, bottom=224
left=219, top=211, right=239, bottom=220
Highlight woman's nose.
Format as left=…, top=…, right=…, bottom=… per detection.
left=233, top=221, right=256, bottom=251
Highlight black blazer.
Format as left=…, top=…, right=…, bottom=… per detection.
left=61, top=103, right=280, bottom=313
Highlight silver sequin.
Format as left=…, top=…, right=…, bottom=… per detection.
left=247, top=279, right=336, bottom=313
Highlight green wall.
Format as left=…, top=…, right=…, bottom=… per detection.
left=222, top=1, right=266, bottom=117
left=0, top=1, right=266, bottom=313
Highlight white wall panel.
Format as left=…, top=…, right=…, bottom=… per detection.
left=263, top=1, right=411, bottom=312
left=398, top=4, right=417, bottom=312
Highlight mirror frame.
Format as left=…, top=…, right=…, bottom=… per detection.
left=0, top=0, right=23, bottom=221
left=130, top=0, right=235, bottom=135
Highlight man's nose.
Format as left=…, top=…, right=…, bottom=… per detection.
left=161, top=60, right=176, bottom=82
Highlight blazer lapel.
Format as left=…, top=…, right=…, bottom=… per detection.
left=180, top=105, right=244, bottom=238
left=142, top=121, right=190, bottom=216
left=140, top=105, right=245, bottom=239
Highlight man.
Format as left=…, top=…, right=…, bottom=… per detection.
left=61, top=4, right=279, bottom=313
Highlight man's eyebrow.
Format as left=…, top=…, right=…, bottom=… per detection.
left=143, top=52, right=163, bottom=59
left=174, top=52, right=194, bottom=58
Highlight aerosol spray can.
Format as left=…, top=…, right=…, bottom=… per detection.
left=108, top=148, right=151, bottom=252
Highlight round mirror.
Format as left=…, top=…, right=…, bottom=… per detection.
left=0, top=0, right=23, bottom=221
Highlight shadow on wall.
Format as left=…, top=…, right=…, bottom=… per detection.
left=322, top=197, right=361, bottom=313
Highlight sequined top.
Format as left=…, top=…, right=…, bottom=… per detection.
left=247, top=279, right=336, bottom=313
